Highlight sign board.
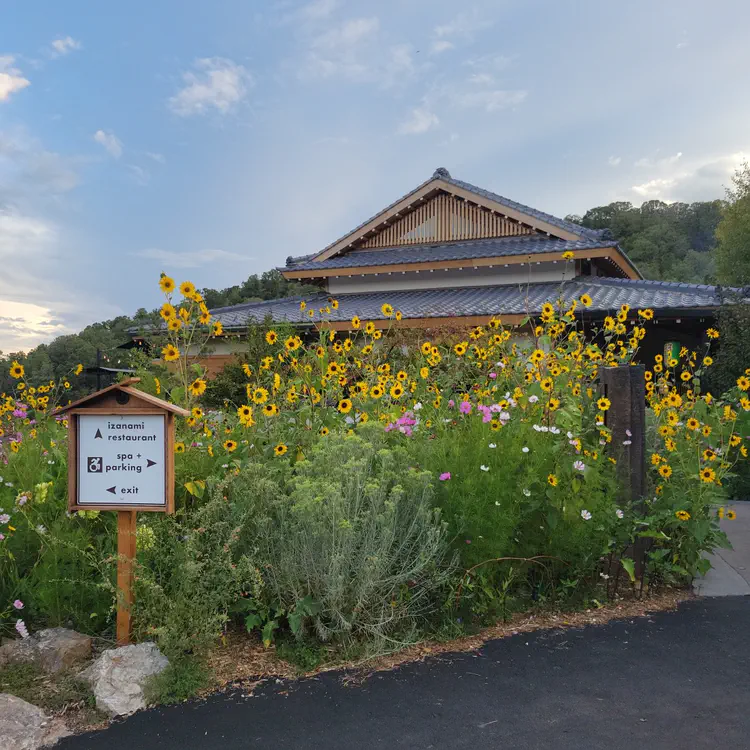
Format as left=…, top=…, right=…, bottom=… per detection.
left=77, top=414, right=167, bottom=508
left=60, top=379, right=190, bottom=645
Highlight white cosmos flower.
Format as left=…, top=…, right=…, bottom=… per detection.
left=616, top=509, right=624, bottom=519
left=413, top=402, right=423, bottom=411
left=522, top=446, right=529, bottom=453
left=489, top=443, right=497, bottom=449
left=480, top=465, right=490, bottom=472
left=573, top=460, right=585, bottom=472
left=528, top=395, right=539, bottom=403
left=523, top=489, right=531, bottom=497
left=580, top=509, right=592, bottom=521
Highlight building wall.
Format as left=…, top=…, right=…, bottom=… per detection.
left=327, top=262, right=571, bottom=294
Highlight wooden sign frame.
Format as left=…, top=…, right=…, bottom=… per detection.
left=60, top=378, right=189, bottom=643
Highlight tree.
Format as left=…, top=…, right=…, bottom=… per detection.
left=716, top=162, right=750, bottom=286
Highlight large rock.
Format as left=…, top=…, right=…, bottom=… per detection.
left=0, top=694, right=71, bottom=749
left=0, top=628, right=92, bottom=674
left=36, top=628, right=92, bottom=673
left=79, top=642, right=168, bottom=717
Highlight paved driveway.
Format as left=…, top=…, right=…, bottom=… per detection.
left=61, top=596, right=750, bottom=750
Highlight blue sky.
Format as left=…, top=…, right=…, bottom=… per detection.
left=1, top=0, right=749, bottom=351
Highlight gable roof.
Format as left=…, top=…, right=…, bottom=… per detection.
left=305, top=168, right=602, bottom=264
left=58, top=378, right=190, bottom=416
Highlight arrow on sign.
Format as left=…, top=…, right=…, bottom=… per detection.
left=106, top=486, right=117, bottom=495
left=94, top=429, right=103, bottom=439
left=146, top=459, right=157, bottom=468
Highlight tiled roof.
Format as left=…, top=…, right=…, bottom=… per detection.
left=442, top=173, right=603, bottom=240
left=284, top=235, right=619, bottom=272
left=291, top=168, right=601, bottom=267
left=211, top=277, right=725, bottom=329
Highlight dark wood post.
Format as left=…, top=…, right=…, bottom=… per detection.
left=600, top=364, right=647, bottom=576
left=600, top=364, right=646, bottom=504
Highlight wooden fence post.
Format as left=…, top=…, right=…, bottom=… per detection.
left=600, top=365, right=648, bottom=576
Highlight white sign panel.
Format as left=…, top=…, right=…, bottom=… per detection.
left=77, top=414, right=166, bottom=507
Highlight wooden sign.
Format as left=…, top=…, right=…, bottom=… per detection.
left=60, top=378, right=189, bottom=644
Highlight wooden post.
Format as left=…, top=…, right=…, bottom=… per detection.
left=116, top=510, right=137, bottom=646
left=600, top=364, right=647, bottom=574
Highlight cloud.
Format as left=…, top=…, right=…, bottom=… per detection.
left=127, top=164, right=150, bottom=186
left=286, top=0, right=340, bottom=23
left=431, top=40, right=454, bottom=54
left=93, top=129, right=123, bottom=158
left=634, top=151, right=682, bottom=168
left=145, top=152, right=165, bottom=164
left=169, top=57, right=251, bottom=117
left=0, top=56, right=30, bottom=102
left=608, top=156, right=621, bottom=167
left=398, top=107, right=439, bottom=135
left=133, top=247, right=250, bottom=269
left=628, top=150, right=747, bottom=202
left=0, top=299, right=69, bottom=352
left=50, top=37, right=81, bottom=57
left=430, top=11, right=493, bottom=54
left=301, top=17, right=380, bottom=80
left=453, top=89, right=527, bottom=112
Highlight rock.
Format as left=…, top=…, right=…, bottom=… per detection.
left=79, top=642, right=168, bottom=717
left=0, top=628, right=92, bottom=674
left=0, top=694, right=71, bottom=749
left=0, top=636, right=38, bottom=668
left=36, top=628, right=92, bottom=673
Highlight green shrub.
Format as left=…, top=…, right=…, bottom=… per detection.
left=226, top=427, right=454, bottom=651
left=133, top=493, right=264, bottom=659
left=144, top=655, right=211, bottom=705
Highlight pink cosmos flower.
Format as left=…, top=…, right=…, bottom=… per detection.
left=12, top=599, right=23, bottom=610
left=15, top=619, right=29, bottom=639
left=489, top=372, right=497, bottom=379
left=439, top=472, right=451, bottom=481
left=459, top=401, right=472, bottom=415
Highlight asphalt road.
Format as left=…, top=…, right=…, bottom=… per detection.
left=61, top=597, right=750, bottom=750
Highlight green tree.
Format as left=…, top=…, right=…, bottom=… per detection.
left=716, top=162, right=750, bottom=286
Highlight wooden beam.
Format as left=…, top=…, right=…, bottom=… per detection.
left=282, top=246, right=641, bottom=281
left=317, top=314, right=529, bottom=331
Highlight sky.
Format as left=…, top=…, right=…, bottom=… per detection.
left=1, top=0, right=749, bottom=352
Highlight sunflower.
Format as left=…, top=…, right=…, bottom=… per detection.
left=365, top=321, right=376, bottom=335
left=162, top=344, right=179, bottom=362
left=370, top=385, right=384, bottom=399
left=730, top=434, right=742, bottom=447
left=167, top=318, right=182, bottom=332
left=699, top=467, right=716, bottom=483
left=702, top=424, right=712, bottom=437
left=579, top=294, right=592, bottom=308
left=686, top=417, right=700, bottom=431
left=191, top=406, right=204, bottom=419
left=179, top=281, right=196, bottom=297
left=337, top=398, right=353, bottom=414
left=454, top=342, right=468, bottom=356
left=540, top=377, right=553, bottom=393
left=390, top=383, right=404, bottom=399
left=547, top=474, right=558, bottom=487
left=212, top=321, right=224, bottom=336
left=237, top=404, right=253, bottom=421
left=675, top=510, right=690, bottom=521
left=638, top=308, right=654, bottom=320
left=706, top=328, right=719, bottom=339
left=726, top=509, right=737, bottom=521
left=159, top=275, right=176, bottom=294
left=186, top=416, right=197, bottom=427
left=381, top=303, right=394, bottom=317
left=274, top=443, right=288, bottom=457
left=737, top=376, right=750, bottom=391
left=658, top=464, right=673, bottom=478
left=174, top=442, right=186, bottom=453
left=260, top=403, right=277, bottom=417
left=189, top=379, right=207, bottom=397
left=266, top=330, right=278, bottom=345
left=596, top=396, right=611, bottom=412
left=351, top=316, right=361, bottom=329
left=421, top=341, right=433, bottom=356
left=160, top=303, right=176, bottom=321
left=319, top=426, right=330, bottom=436
left=251, top=387, right=269, bottom=404
left=420, top=366, right=430, bottom=379
left=9, top=361, right=24, bottom=379
left=702, top=448, right=717, bottom=462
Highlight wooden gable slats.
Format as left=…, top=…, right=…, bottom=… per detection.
left=359, top=192, right=533, bottom=249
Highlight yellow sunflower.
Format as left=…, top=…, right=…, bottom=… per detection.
left=274, top=443, right=288, bottom=456
left=159, top=275, right=176, bottom=294
left=179, top=281, right=196, bottom=297
left=162, top=344, right=179, bottom=362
